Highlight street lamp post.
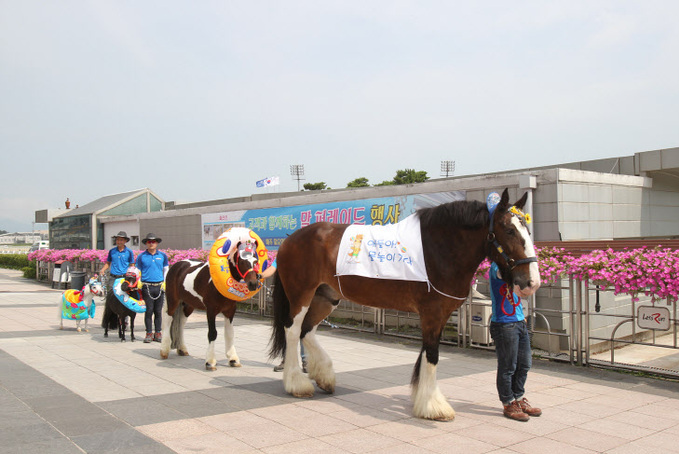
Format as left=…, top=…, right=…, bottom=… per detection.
left=440, top=160, right=455, bottom=178
left=290, top=164, right=305, bottom=191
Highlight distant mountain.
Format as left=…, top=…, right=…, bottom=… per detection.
left=0, top=218, right=42, bottom=233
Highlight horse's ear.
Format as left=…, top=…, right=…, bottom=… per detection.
left=497, top=188, right=510, bottom=213
left=514, top=192, right=528, bottom=210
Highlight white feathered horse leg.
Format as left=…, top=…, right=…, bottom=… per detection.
left=283, top=307, right=315, bottom=397
left=224, top=317, right=241, bottom=367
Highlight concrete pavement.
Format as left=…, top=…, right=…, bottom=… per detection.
left=1, top=268, right=679, bottom=453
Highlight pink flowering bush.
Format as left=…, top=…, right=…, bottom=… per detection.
left=474, top=246, right=678, bottom=302
left=28, top=248, right=207, bottom=266
left=29, top=246, right=679, bottom=302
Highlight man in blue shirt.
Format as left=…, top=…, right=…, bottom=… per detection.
left=489, top=261, right=542, bottom=422
left=136, top=233, right=169, bottom=343
left=100, top=231, right=135, bottom=281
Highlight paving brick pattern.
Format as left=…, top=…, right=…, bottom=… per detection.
left=1, top=269, right=679, bottom=453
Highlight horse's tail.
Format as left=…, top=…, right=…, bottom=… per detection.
left=169, top=303, right=183, bottom=350
left=411, top=347, right=425, bottom=388
left=268, top=272, right=289, bottom=360
left=101, top=301, right=118, bottom=329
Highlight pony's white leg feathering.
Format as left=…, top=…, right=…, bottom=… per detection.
left=411, top=351, right=455, bottom=421
left=205, top=341, right=217, bottom=370
left=177, top=310, right=189, bottom=356
left=283, top=307, right=314, bottom=398
left=160, top=313, right=172, bottom=359
left=223, top=317, right=241, bottom=367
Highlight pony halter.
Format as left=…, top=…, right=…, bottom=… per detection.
left=234, top=242, right=260, bottom=281
left=488, top=205, right=538, bottom=270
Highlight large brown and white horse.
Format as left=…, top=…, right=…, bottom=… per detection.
left=269, top=189, right=540, bottom=421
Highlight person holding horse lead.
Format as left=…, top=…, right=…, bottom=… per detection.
left=136, top=233, right=169, bottom=343
left=485, top=191, right=541, bottom=422
left=100, top=231, right=135, bottom=285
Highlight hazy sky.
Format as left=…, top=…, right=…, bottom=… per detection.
left=2, top=1, right=678, bottom=232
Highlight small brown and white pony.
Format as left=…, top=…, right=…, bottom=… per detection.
left=161, top=242, right=261, bottom=370
left=59, top=275, right=104, bottom=332
left=269, top=189, right=541, bottom=421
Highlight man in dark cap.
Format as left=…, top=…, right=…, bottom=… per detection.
left=136, top=233, right=169, bottom=343
left=101, top=231, right=136, bottom=282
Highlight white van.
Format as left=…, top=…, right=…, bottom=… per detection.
left=29, top=240, right=49, bottom=252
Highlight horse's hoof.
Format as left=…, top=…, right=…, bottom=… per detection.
left=316, top=382, right=335, bottom=394
left=205, top=363, right=217, bottom=371
left=432, top=415, right=455, bottom=422
left=160, top=351, right=169, bottom=359
left=291, top=390, right=315, bottom=398
left=77, top=328, right=81, bottom=332
left=177, top=350, right=189, bottom=356
left=60, top=327, right=63, bottom=330
left=121, top=339, right=126, bottom=343
left=229, top=360, right=242, bottom=367
left=104, top=333, right=108, bottom=338
left=84, top=329, right=89, bottom=333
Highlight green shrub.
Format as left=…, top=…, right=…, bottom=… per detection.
left=22, top=266, right=36, bottom=279
left=0, top=254, right=30, bottom=270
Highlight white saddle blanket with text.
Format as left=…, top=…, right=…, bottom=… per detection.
left=336, top=214, right=428, bottom=282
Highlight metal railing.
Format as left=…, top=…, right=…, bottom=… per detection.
left=236, top=278, right=679, bottom=379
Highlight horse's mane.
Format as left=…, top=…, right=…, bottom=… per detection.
left=416, top=200, right=489, bottom=230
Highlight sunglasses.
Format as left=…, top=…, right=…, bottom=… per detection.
left=146, top=240, right=157, bottom=244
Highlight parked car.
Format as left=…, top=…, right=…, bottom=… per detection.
left=29, top=241, right=49, bottom=252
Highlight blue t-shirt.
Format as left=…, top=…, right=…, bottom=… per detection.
left=135, top=250, right=169, bottom=283
left=106, top=247, right=135, bottom=276
left=489, top=262, right=525, bottom=323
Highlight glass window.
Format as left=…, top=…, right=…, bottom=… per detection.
left=49, top=215, right=92, bottom=249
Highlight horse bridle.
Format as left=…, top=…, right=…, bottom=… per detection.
left=233, top=245, right=260, bottom=281
left=488, top=207, right=538, bottom=271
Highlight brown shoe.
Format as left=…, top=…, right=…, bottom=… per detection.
left=518, top=398, right=542, bottom=417
left=153, top=332, right=162, bottom=343
left=503, top=401, right=529, bottom=422
left=143, top=332, right=153, bottom=343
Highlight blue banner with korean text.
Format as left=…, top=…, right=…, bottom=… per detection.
left=201, top=191, right=465, bottom=259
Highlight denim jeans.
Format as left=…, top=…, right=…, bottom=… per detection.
left=490, top=320, right=532, bottom=405
left=142, top=285, right=164, bottom=334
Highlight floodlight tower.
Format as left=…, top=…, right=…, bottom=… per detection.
left=440, top=160, right=456, bottom=178
left=290, top=164, right=305, bottom=191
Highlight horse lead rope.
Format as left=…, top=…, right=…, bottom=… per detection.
left=426, top=281, right=469, bottom=301
left=335, top=274, right=468, bottom=301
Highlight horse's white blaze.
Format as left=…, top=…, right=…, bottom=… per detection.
left=223, top=317, right=240, bottom=365
left=283, top=307, right=314, bottom=397
left=411, top=351, right=455, bottom=421
left=512, top=216, right=541, bottom=298
left=183, top=261, right=205, bottom=300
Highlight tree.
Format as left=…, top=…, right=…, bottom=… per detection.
left=393, top=169, right=429, bottom=185
left=347, top=177, right=370, bottom=188
left=374, top=180, right=395, bottom=186
left=303, top=182, right=328, bottom=191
